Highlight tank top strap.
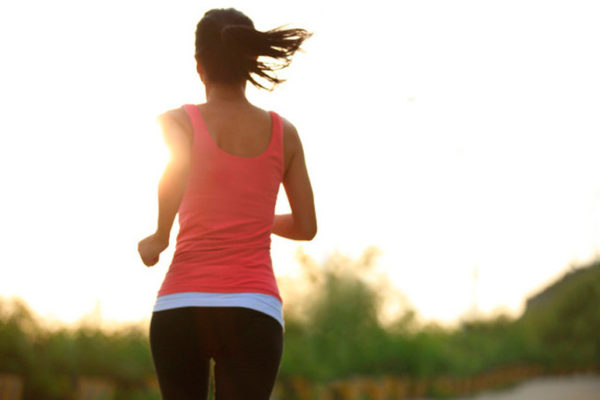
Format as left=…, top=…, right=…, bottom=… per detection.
left=181, top=104, right=212, bottom=147
left=268, top=111, right=284, bottom=164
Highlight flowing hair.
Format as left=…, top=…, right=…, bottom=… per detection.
left=195, top=8, right=311, bottom=90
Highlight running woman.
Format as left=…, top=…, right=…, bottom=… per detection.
left=137, top=8, right=316, bottom=400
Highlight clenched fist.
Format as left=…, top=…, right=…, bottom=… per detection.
left=138, top=233, right=169, bottom=267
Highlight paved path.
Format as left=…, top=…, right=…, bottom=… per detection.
left=448, top=374, right=600, bottom=400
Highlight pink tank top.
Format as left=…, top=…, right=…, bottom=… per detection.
left=158, top=104, right=284, bottom=302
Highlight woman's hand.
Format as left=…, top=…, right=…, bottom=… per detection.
left=138, top=233, right=169, bottom=267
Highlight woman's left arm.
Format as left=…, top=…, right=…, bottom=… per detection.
left=138, top=109, right=192, bottom=267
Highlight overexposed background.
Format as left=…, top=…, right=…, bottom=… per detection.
left=1, top=0, right=599, bottom=327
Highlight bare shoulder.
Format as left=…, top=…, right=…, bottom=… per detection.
left=158, top=107, right=192, bottom=131
left=280, top=116, right=307, bottom=176
left=281, top=116, right=302, bottom=152
left=157, top=107, right=194, bottom=145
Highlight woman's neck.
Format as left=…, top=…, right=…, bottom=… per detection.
left=204, top=81, right=248, bottom=105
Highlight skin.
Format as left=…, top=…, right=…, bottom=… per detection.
left=137, top=58, right=317, bottom=267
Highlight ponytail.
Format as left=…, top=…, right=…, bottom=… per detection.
left=195, top=9, right=311, bottom=90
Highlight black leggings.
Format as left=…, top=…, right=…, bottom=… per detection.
left=149, top=307, right=283, bottom=400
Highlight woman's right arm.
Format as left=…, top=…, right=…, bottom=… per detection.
left=272, top=119, right=317, bottom=240
left=138, top=108, right=192, bottom=266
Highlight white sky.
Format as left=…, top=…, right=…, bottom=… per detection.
left=1, top=0, right=599, bottom=327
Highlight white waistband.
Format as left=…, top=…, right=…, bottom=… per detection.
left=153, top=292, right=284, bottom=329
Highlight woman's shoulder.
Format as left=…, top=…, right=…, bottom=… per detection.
left=158, top=105, right=199, bottom=127
left=278, top=115, right=301, bottom=150
left=275, top=114, right=305, bottom=174
left=156, top=106, right=196, bottom=142
left=243, top=105, right=301, bottom=151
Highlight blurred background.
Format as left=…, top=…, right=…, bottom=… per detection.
left=1, top=0, right=599, bottom=399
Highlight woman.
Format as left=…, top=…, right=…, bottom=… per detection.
left=137, top=8, right=316, bottom=400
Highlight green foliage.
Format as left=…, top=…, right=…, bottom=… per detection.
left=279, top=249, right=395, bottom=381
left=279, top=251, right=600, bottom=382
left=0, top=299, right=38, bottom=374
left=1, top=256, right=599, bottom=398
left=518, top=261, right=600, bottom=368
left=0, top=298, right=155, bottom=400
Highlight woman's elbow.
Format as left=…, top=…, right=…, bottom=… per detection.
left=300, top=223, right=317, bottom=241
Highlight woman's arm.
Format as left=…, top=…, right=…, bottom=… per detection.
left=138, top=109, right=192, bottom=267
left=272, top=119, right=317, bottom=240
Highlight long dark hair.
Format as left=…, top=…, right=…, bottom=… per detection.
left=195, top=8, right=311, bottom=90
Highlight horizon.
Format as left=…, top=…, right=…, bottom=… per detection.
left=2, top=252, right=598, bottom=331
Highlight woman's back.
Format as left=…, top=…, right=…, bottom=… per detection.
left=158, top=103, right=285, bottom=301
left=198, top=101, right=273, bottom=158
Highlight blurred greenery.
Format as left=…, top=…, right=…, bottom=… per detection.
left=0, top=299, right=155, bottom=400
left=278, top=250, right=600, bottom=384
left=1, top=251, right=599, bottom=399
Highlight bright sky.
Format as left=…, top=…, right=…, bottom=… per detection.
left=1, top=0, right=599, bottom=327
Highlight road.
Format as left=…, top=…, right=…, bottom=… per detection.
left=447, top=374, right=600, bottom=400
